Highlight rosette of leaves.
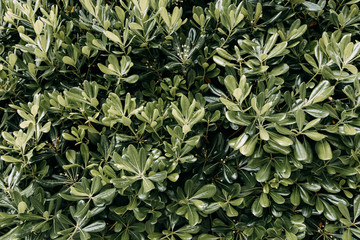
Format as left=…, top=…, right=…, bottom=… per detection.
left=111, top=145, right=168, bottom=199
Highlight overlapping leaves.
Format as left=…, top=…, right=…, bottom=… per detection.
left=1, top=0, right=360, bottom=239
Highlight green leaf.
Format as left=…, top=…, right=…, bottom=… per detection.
left=264, top=33, right=278, bottom=54
left=296, top=109, right=305, bottom=131
left=259, top=193, right=270, bottom=207
left=224, top=75, right=237, bottom=93
left=62, top=56, right=76, bottom=67
left=18, top=202, right=27, bottom=214
left=324, top=224, right=339, bottom=233
left=34, top=20, right=43, bottom=35
left=343, top=124, right=356, bottom=135
left=105, top=31, right=121, bottom=43
left=269, top=132, right=293, bottom=146
left=259, top=126, right=269, bottom=141
left=228, top=133, right=249, bottom=150
left=285, top=231, right=297, bottom=240
left=93, top=188, right=116, bottom=203
left=303, top=118, right=321, bottom=131
left=82, top=221, right=106, bottom=232
left=354, top=195, right=360, bottom=221
left=225, top=111, right=251, bottom=126
left=293, top=138, right=308, bottom=161
left=268, top=140, right=291, bottom=155
left=191, top=199, right=207, bottom=210
left=148, top=171, right=167, bottom=182
left=312, top=86, right=334, bottom=104
left=342, top=230, right=352, bottom=240
left=168, top=173, right=180, bottom=182
left=269, top=192, right=285, bottom=204
left=344, top=64, right=358, bottom=74
left=270, top=63, right=289, bottom=76
left=304, top=54, right=318, bottom=68
left=213, top=56, right=236, bottom=67
left=240, top=135, right=258, bottom=156
left=198, top=234, right=219, bottom=240
left=70, top=186, right=88, bottom=196
left=1, top=155, right=22, bottom=163
left=304, top=106, right=329, bottom=118
left=148, top=233, right=164, bottom=240
left=59, top=193, right=87, bottom=201
left=160, top=7, right=171, bottom=28
left=142, top=178, right=155, bottom=193
left=176, top=232, right=192, bottom=240
left=256, top=161, right=271, bottom=182
left=254, top=3, right=262, bottom=23
left=338, top=202, right=351, bottom=220
left=122, top=116, right=132, bottom=127
left=129, top=22, right=143, bottom=30
left=98, top=63, right=115, bottom=75
left=274, top=158, right=291, bottom=178
left=322, top=200, right=338, bottom=221
left=216, top=48, right=236, bottom=61
left=192, top=184, right=216, bottom=199
left=113, top=152, right=138, bottom=174
left=187, top=205, right=199, bottom=226
left=266, top=42, right=288, bottom=59
left=321, top=65, right=335, bottom=79
left=182, top=124, right=191, bottom=134
left=203, top=202, right=221, bottom=214
left=290, top=187, right=300, bottom=206
left=226, top=204, right=238, bottom=217
left=19, top=33, right=36, bottom=45
left=316, top=197, right=324, bottom=213
left=308, top=81, right=332, bottom=104
left=80, top=143, right=89, bottom=165
left=91, top=176, right=102, bottom=194
left=303, top=131, right=326, bottom=141
left=315, top=140, right=332, bottom=160
left=302, top=1, right=323, bottom=11
left=251, top=198, right=263, bottom=217
left=290, top=215, right=304, bottom=224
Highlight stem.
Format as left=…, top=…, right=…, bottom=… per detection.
left=308, top=70, right=320, bottom=84
left=219, top=27, right=235, bottom=49
left=151, top=126, right=162, bottom=141
left=128, top=125, right=139, bottom=140
left=336, top=0, right=346, bottom=11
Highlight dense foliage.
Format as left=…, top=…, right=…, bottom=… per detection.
left=1, top=0, right=360, bottom=239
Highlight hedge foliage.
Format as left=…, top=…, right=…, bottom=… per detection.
left=1, top=0, right=360, bottom=239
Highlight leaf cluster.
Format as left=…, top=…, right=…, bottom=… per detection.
left=1, top=0, right=360, bottom=239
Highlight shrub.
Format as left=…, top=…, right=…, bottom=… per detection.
left=1, top=0, right=360, bottom=239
